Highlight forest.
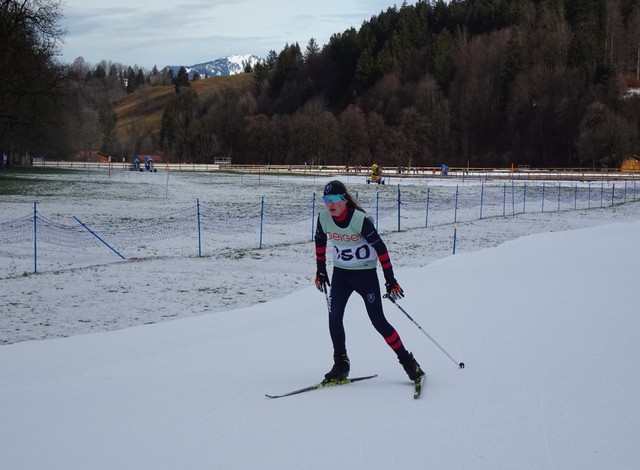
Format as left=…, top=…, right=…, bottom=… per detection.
left=3, top=0, right=640, bottom=169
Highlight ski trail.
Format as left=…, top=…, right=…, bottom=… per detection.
left=457, top=390, right=483, bottom=469
left=536, top=387, right=555, bottom=469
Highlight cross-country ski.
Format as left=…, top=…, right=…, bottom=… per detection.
left=265, top=375, right=378, bottom=399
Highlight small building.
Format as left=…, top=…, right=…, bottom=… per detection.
left=621, top=156, right=640, bottom=172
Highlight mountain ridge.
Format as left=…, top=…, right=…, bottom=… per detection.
left=161, top=54, right=263, bottom=78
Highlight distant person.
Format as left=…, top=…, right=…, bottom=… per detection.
left=144, top=155, right=154, bottom=172
left=314, top=180, right=425, bottom=384
left=2, top=153, right=7, bottom=169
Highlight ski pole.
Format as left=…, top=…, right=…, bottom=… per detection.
left=384, top=294, right=465, bottom=369
left=324, top=288, right=331, bottom=313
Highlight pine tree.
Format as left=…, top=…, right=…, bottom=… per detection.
left=304, top=38, right=320, bottom=61
left=174, top=66, right=190, bottom=94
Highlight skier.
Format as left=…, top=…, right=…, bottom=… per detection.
left=314, top=180, right=425, bottom=384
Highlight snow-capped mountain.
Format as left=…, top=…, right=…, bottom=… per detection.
left=162, top=54, right=262, bottom=78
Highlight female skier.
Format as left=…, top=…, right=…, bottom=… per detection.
left=314, top=180, right=425, bottom=383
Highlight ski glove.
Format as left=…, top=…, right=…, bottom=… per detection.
left=385, top=278, right=404, bottom=301
left=315, top=271, right=331, bottom=293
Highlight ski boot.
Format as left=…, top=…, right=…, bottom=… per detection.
left=399, top=352, right=425, bottom=382
left=324, top=353, right=350, bottom=381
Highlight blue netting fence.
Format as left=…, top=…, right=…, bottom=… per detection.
left=1, top=180, right=637, bottom=273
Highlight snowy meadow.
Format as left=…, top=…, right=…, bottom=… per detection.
left=1, top=169, right=640, bottom=469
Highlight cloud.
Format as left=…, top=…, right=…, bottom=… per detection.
left=60, top=0, right=401, bottom=68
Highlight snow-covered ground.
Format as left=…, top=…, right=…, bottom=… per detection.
left=1, top=170, right=639, bottom=469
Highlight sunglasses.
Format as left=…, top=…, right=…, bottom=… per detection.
left=323, top=194, right=346, bottom=204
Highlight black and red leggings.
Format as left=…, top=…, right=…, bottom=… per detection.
left=328, top=267, right=408, bottom=359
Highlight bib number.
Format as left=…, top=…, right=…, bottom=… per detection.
left=334, top=244, right=374, bottom=265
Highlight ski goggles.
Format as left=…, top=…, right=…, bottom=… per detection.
left=322, top=193, right=346, bottom=204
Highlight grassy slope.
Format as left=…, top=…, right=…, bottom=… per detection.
left=114, top=74, right=255, bottom=141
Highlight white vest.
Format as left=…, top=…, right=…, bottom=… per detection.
left=319, top=209, right=378, bottom=270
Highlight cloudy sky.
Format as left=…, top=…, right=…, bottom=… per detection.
left=59, top=0, right=401, bottom=69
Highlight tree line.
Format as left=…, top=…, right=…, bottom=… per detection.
left=3, top=0, right=640, bottom=169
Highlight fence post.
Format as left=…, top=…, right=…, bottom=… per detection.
left=197, top=198, right=202, bottom=257
left=33, top=201, right=38, bottom=273
left=376, top=191, right=380, bottom=230
left=542, top=182, right=546, bottom=213
left=502, top=183, right=507, bottom=216
left=454, top=185, right=459, bottom=223
left=165, top=168, right=171, bottom=198
left=425, top=187, right=430, bottom=228
left=557, top=182, right=561, bottom=212
left=523, top=182, right=527, bottom=213
left=452, top=227, right=457, bottom=255
left=259, top=196, right=264, bottom=249
left=480, top=182, right=484, bottom=219
left=311, top=192, right=316, bottom=241
left=397, top=184, right=401, bottom=231
left=611, top=183, right=615, bottom=206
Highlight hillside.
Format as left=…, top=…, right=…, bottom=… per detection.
left=114, top=73, right=255, bottom=142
